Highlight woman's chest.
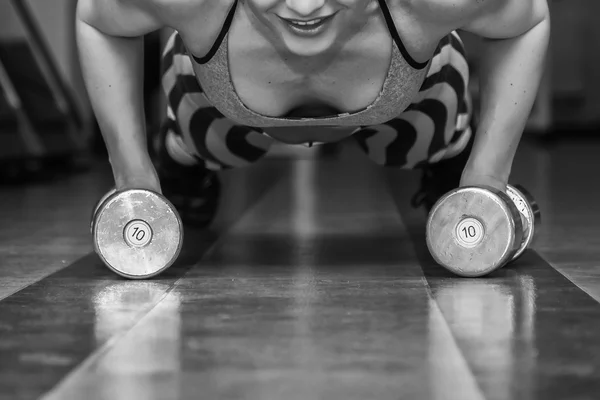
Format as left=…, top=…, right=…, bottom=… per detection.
left=226, top=33, right=395, bottom=118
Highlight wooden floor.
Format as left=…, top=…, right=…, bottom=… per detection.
left=1, top=138, right=600, bottom=400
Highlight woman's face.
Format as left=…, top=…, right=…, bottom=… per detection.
left=244, top=0, right=377, bottom=56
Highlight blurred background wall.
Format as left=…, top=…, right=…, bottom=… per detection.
left=0, top=0, right=88, bottom=120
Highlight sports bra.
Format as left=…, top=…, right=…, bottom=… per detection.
left=187, top=0, right=432, bottom=127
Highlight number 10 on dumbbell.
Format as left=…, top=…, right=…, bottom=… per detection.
left=426, top=184, right=540, bottom=277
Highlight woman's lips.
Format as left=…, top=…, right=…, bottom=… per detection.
left=279, top=14, right=336, bottom=37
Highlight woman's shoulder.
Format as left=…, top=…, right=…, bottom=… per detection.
left=383, top=0, right=513, bottom=51
left=402, top=0, right=547, bottom=39
left=129, top=0, right=237, bottom=56
left=391, top=0, right=509, bottom=27
left=129, top=0, right=235, bottom=25
left=379, top=0, right=493, bottom=62
left=77, top=0, right=236, bottom=39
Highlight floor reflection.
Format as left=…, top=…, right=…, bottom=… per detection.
left=428, top=273, right=538, bottom=400
left=91, top=282, right=183, bottom=400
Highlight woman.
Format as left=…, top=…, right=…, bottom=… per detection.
left=76, top=0, right=550, bottom=226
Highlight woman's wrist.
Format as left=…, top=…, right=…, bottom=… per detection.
left=460, top=164, right=509, bottom=192
left=109, top=148, right=161, bottom=193
left=113, top=167, right=161, bottom=193
left=460, top=128, right=516, bottom=191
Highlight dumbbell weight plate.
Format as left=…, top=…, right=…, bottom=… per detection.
left=90, top=188, right=117, bottom=234
left=506, top=184, right=541, bottom=261
left=426, top=186, right=524, bottom=277
left=92, top=189, right=183, bottom=279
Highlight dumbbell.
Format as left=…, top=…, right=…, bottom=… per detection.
left=91, top=189, right=183, bottom=279
left=426, top=184, right=540, bottom=277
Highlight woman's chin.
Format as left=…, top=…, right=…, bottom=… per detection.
left=280, top=35, right=337, bottom=57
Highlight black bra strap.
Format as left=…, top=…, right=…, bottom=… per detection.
left=376, top=0, right=429, bottom=70
left=192, top=0, right=239, bottom=64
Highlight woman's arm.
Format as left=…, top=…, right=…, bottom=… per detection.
left=76, top=0, right=163, bottom=192
left=460, top=0, right=550, bottom=190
